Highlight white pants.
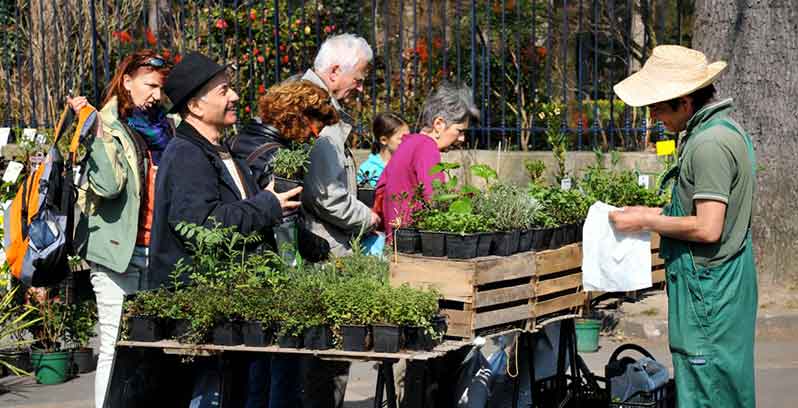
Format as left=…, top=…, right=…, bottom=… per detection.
left=90, top=247, right=147, bottom=408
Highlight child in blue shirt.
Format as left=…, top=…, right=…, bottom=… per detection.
left=357, top=112, right=409, bottom=187
left=358, top=112, right=408, bottom=256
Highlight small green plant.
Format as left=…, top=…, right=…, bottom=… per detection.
left=272, top=143, right=311, bottom=180
left=29, top=289, right=69, bottom=353
left=0, top=286, right=42, bottom=376
left=524, top=159, right=547, bottom=185
left=475, top=183, right=539, bottom=231
left=63, top=301, right=98, bottom=349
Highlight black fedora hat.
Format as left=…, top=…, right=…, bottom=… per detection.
left=164, top=52, right=231, bottom=113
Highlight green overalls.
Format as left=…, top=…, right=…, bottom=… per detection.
left=659, top=118, right=757, bottom=408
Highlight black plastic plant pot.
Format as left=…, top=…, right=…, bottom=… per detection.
left=241, top=321, right=274, bottom=347
left=303, top=325, right=334, bottom=350
left=372, top=324, right=401, bottom=353
left=128, top=316, right=165, bottom=342
left=211, top=321, right=243, bottom=346
left=548, top=226, right=565, bottom=250
left=403, top=326, right=437, bottom=351
left=273, top=177, right=303, bottom=194
left=395, top=228, right=421, bottom=254
left=518, top=229, right=534, bottom=252
left=71, top=348, right=94, bottom=374
left=420, top=231, right=446, bottom=257
left=566, top=223, right=579, bottom=244
left=492, top=231, right=519, bottom=256
left=446, top=233, right=479, bottom=259
left=531, top=228, right=553, bottom=251
left=169, top=319, right=191, bottom=341
left=0, top=349, right=32, bottom=374
left=576, top=221, right=584, bottom=242
left=341, top=325, right=371, bottom=352
left=276, top=333, right=303, bottom=348
left=357, top=187, right=376, bottom=208
left=477, top=232, right=493, bottom=257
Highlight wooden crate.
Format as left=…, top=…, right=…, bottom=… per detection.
left=390, top=233, right=665, bottom=340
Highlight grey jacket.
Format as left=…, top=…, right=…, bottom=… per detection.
left=299, top=69, right=372, bottom=257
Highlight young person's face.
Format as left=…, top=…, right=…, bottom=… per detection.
left=124, top=68, right=166, bottom=111
left=649, top=97, right=693, bottom=133
left=382, top=124, right=408, bottom=154
left=191, top=73, right=240, bottom=128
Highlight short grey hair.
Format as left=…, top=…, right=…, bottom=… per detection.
left=313, top=34, right=373, bottom=73
left=419, top=81, right=480, bottom=128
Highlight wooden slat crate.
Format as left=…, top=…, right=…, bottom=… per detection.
left=390, top=233, right=665, bottom=340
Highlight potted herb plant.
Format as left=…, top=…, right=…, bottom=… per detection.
left=271, top=143, right=311, bottom=193
left=394, top=285, right=443, bottom=351
left=323, top=276, right=381, bottom=351
left=29, top=290, right=73, bottom=385
left=371, top=285, right=404, bottom=353
left=356, top=169, right=378, bottom=208
left=64, top=301, right=97, bottom=374
left=475, top=183, right=528, bottom=256
left=235, top=287, right=276, bottom=347
left=125, top=290, right=168, bottom=342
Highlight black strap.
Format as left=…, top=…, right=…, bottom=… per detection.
left=246, top=142, right=283, bottom=165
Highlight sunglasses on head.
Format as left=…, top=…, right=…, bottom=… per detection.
left=139, top=56, right=166, bottom=68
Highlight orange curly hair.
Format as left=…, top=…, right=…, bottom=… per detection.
left=258, top=80, right=339, bottom=142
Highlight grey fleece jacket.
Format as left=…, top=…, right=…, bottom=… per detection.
left=299, top=69, right=372, bottom=256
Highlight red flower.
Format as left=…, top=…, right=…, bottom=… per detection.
left=241, top=53, right=249, bottom=62
left=113, top=31, right=132, bottom=44
left=331, top=25, right=336, bottom=31
left=145, top=29, right=157, bottom=46
left=245, top=106, right=251, bottom=113
left=264, top=47, right=271, bottom=55
left=536, top=46, right=547, bottom=60
left=295, top=19, right=302, bottom=26
left=174, top=54, right=183, bottom=64
left=215, top=18, right=228, bottom=30
left=281, top=55, right=289, bottom=64
left=257, top=55, right=265, bottom=64
left=414, top=40, right=429, bottom=63
left=249, top=9, right=257, bottom=21
left=279, top=44, right=286, bottom=52
left=323, top=25, right=332, bottom=34
left=253, top=47, right=260, bottom=55
left=258, top=84, right=266, bottom=94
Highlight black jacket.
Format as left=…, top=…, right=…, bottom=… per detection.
left=229, top=120, right=289, bottom=189
left=148, top=121, right=282, bottom=288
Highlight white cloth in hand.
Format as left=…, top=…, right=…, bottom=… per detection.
left=582, top=201, right=652, bottom=292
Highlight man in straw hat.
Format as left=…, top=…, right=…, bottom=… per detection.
left=610, top=45, right=757, bottom=407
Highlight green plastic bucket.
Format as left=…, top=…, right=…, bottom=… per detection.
left=575, top=318, right=601, bottom=353
left=30, top=350, right=71, bottom=385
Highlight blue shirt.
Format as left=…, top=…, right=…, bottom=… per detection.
left=357, top=153, right=386, bottom=187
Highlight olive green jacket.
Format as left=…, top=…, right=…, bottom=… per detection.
left=77, top=98, right=174, bottom=273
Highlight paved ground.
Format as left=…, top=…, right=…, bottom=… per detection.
left=2, top=334, right=797, bottom=408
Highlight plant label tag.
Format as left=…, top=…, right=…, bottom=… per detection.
left=638, top=174, right=650, bottom=188
left=656, top=140, right=676, bottom=156
left=73, top=165, right=82, bottom=184
left=2, top=161, right=24, bottom=183
left=561, top=177, right=572, bottom=191
left=35, top=133, right=47, bottom=145
left=0, top=128, right=10, bottom=147
left=22, top=128, right=37, bottom=141
left=29, top=152, right=45, bottom=170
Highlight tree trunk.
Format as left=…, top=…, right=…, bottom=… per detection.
left=693, top=0, right=798, bottom=283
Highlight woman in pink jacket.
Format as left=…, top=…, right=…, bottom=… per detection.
left=375, top=81, right=479, bottom=238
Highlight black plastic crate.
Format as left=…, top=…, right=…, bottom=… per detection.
left=608, top=379, right=675, bottom=408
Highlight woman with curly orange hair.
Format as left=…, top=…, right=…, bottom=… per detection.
left=231, top=80, right=339, bottom=188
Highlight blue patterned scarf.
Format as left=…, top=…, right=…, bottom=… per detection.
left=127, top=107, right=172, bottom=165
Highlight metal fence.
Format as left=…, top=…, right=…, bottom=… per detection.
left=0, top=0, right=692, bottom=150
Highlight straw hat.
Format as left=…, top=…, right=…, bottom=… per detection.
left=613, top=45, right=726, bottom=107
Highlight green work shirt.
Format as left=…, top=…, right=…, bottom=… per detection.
left=674, top=98, right=755, bottom=268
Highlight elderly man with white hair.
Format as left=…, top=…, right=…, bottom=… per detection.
left=294, top=33, right=378, bottom=408
left=298, top=33, right=381, bottom=261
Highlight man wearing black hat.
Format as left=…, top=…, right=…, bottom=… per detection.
left=148, top=52, right=302, bottom=287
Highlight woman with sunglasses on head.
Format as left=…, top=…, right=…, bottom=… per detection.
left=67, top=49, right=173, bottom=408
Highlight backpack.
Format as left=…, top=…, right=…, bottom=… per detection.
left=3, top=105, right=97, bottom=287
